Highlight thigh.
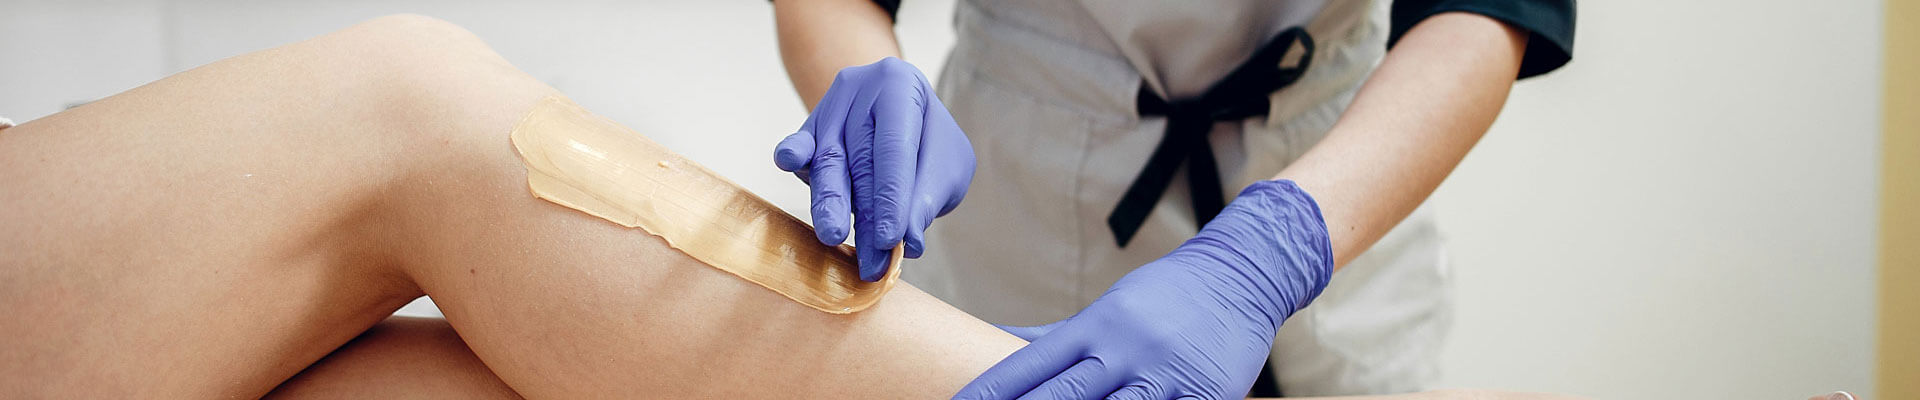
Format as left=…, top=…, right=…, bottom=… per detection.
left=0, top=15, right=554, bottom=398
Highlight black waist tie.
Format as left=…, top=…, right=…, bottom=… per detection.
left=1107, top=27, right=1315, bottom=247
left=1102, top=27, right=1313, bottom=398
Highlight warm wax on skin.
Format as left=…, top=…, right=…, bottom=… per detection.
left=508, top=95, right=903, bottom=314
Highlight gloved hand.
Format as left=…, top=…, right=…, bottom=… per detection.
left=774, top=57, right=976, bottom=282
left=953, top=179, right=1335, bottom=400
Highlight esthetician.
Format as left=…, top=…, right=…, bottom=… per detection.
left=765, top=0, right=1575, bottom=397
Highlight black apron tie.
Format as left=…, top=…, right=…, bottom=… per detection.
left=1106, top=27, right=1315, bottom=247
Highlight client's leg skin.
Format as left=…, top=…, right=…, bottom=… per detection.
left=0, top=14, right=554, bottom=398
left=265, top=316, right=522, bottom=399
left=274, top=318, right=1582, bottom=400
left=1, top=14, right=1022, bottom=398
left=386, top=93, right=1023, bottom=397
left=271, top=320, right=1586, bottom=400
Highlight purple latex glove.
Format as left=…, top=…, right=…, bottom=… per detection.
left=953, top=180, right=1334, bottom=400
left=774, top=57, right=976, bottom=281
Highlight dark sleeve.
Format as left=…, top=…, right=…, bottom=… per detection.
left=765, top=0, right=901, bottom=23
left=1389, top=0, right=1576, bottom=79
left=870, top=0, right=901, bottom=21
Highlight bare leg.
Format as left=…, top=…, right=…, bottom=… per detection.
left=384, top=99, right=1020, bottom=397
left=265, top=316, right=522, bottom=399
left=273, top=318, right=1584, bottom=400
left=0, top=14, right=1016, bottom=398
left=0, top=14, right=518, bottom=398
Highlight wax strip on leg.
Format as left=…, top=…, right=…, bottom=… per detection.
left=508, top=95, right=904, bottom=314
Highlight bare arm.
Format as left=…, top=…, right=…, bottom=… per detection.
left=1275, top=12, right=1531, bottom=267
left=772, top=0, right=902, bottom=109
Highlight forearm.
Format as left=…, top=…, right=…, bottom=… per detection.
left=1273, top=12, right=1530, bottom=268
left=772, top=0, right=902, bottom=109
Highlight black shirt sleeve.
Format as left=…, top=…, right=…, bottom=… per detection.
left=765, top=0, right=901, bottom=22
left=871, top=0, right=902, bottom=21
left=1390, top=0, right=1576, bottom=79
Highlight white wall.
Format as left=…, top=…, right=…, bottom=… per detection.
left=1430, top=0, right=1880, bottom=397
left=0, top=0, right=1878, bottom=398
left=0, top=0, right=168, bottom=118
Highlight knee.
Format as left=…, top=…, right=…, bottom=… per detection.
left=336, top=14, right=495, bottom=60
left=357, top=13, right=467, bottom=35
left=326, top=14, right=518, bottom=92
left=312, top=14, right=554, bottom=158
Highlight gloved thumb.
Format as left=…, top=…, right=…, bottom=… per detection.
left=773, top=131, right=814, bottom=172
left=994, top=319, right=1067, bottom=342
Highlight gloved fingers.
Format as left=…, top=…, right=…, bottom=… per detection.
left=854, top=240, right=892, bottom=282
left=806, top=86, right=858, bottom=246
left=809, top=147, right=852, bottom=246
left=773, top=130, right=815, bottom=172
left=920, top=95, right=974, bottom=220
left=1103, top=384, right=1156, bottom=400
left=853, top=85, right=923, bottom=271
left=869, top=83, right=925, bottom=224
left=952, top=331, right=1088, bottom=400
left=993, top=319, right=1066, bottom=342
left=902, top=195, right=935, bottom=258
left=903, top=96, right=974, bottom=259
left=1013, top=358, right=1125, bottom=400
left=843, top=82, right=891, bottom=281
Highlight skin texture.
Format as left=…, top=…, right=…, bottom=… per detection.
left=0, top=14, right=1020, bottom=399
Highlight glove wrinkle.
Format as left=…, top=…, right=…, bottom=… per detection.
left=953, top=180, right=1332, bottom=400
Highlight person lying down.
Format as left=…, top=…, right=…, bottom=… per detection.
left=0, top=14, right=1575, bottom=399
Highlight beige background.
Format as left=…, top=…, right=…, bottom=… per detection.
left=1879, top=0, right=1916, bottom=397
left=0, top=0, right=1882, bottom=398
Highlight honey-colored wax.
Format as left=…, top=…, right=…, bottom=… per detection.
left=508, top=95, right=902, bottom=314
